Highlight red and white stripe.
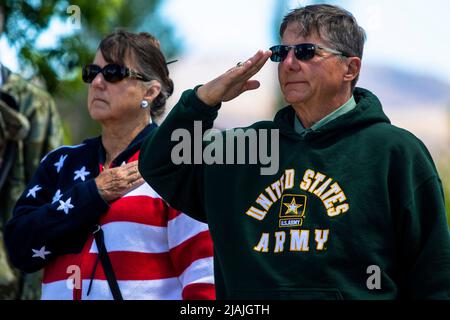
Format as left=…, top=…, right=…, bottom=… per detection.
left=41, top=153, right=215, bottom=300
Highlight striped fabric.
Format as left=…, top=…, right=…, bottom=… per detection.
left=6, top=126, right=215, bottom=300
left=41, top=164, right=215, bottom=300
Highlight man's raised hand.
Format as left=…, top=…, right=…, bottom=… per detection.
left=196, top=50, right=272, bottom=106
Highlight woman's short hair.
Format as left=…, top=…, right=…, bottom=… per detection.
left=98, top=30, right=174, bottom=117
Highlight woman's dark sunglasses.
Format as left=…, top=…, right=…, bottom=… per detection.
left=269, top=43, right=348, bottom=62
left=82, top=64, right=150, bottom=84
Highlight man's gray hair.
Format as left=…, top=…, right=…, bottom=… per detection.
left=279, top=4, right=366, bottom=89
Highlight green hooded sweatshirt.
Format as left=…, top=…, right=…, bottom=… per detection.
left=139, top=87, right=450, bottom=300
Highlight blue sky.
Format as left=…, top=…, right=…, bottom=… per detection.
left=2, top=0, right=450, bottom=85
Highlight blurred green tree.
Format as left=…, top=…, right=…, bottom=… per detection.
left=0, top=0, right=181, bottom=143
left=0, top=0, right=180, bottom=93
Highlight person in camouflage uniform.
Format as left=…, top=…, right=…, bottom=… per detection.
left=0, top=63, right=64, bottom=299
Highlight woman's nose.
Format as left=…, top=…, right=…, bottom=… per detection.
left=91, top=72, right=106, bottom=88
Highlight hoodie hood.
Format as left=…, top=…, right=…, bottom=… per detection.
left=273, top=87, right=391, bottom=141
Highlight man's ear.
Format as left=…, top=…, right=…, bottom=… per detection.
left=343, top=57, right=361, bottom=83
left=144, top=80, right=162, bottom=102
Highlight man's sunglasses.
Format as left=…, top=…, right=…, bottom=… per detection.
left=269, top=43, right=349, bottom=62
left=82, top=64, right=150, bottom=84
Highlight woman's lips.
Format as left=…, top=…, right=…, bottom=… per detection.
left=92, top=98, right=108, bottom=104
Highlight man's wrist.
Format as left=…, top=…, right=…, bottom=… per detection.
left=195, top=85, right=220, bottom=107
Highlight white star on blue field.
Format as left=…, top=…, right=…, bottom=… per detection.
left=57, top=198, right=74, bottom=214
left=32, top=246, right=51, bottom=260
left=26, top=185, right=42, bottom=198
left=73, top=166, right=90, bottom=181
left=54, top=154, right=68, bottom=173
left=52, top=189, right=63, bottom=204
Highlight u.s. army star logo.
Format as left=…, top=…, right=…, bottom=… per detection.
left=279, top=194, right=307, bottom=227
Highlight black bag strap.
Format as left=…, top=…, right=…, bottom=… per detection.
left=87, top=225, right=123, bottom=300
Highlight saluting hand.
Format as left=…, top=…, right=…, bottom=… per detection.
left=95, top=160, right=144, bottom=202
left=196, top=50, right=272, bottom=106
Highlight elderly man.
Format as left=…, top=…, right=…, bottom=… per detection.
left=139, top=4, right=450, bottom=299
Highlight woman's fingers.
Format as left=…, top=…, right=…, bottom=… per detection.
left=126, top=177, right=145, bottom=193
left=123, top=160, right=139, bottom=171
left=95, top=160, right=143, bottom=202
left=127, top=170, right=142, bottom=184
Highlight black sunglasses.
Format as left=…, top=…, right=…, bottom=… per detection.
left=82, top=64, right=150, bottom=84
left=269, top=43, right=348, bottom=62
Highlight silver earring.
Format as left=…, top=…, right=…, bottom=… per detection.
left=140, top=100, right=149, bottom=109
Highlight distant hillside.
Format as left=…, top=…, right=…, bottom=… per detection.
left=358, top=64, right=450, bottom=108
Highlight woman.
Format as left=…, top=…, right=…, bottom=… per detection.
left=4, top=31, right=215, bottom=300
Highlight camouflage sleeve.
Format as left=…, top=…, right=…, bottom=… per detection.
left=1, top=72, right=64, bottom=299
left=1, top=78, right=65, bottom=227
left=21, top=86, right=64, bottom=181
